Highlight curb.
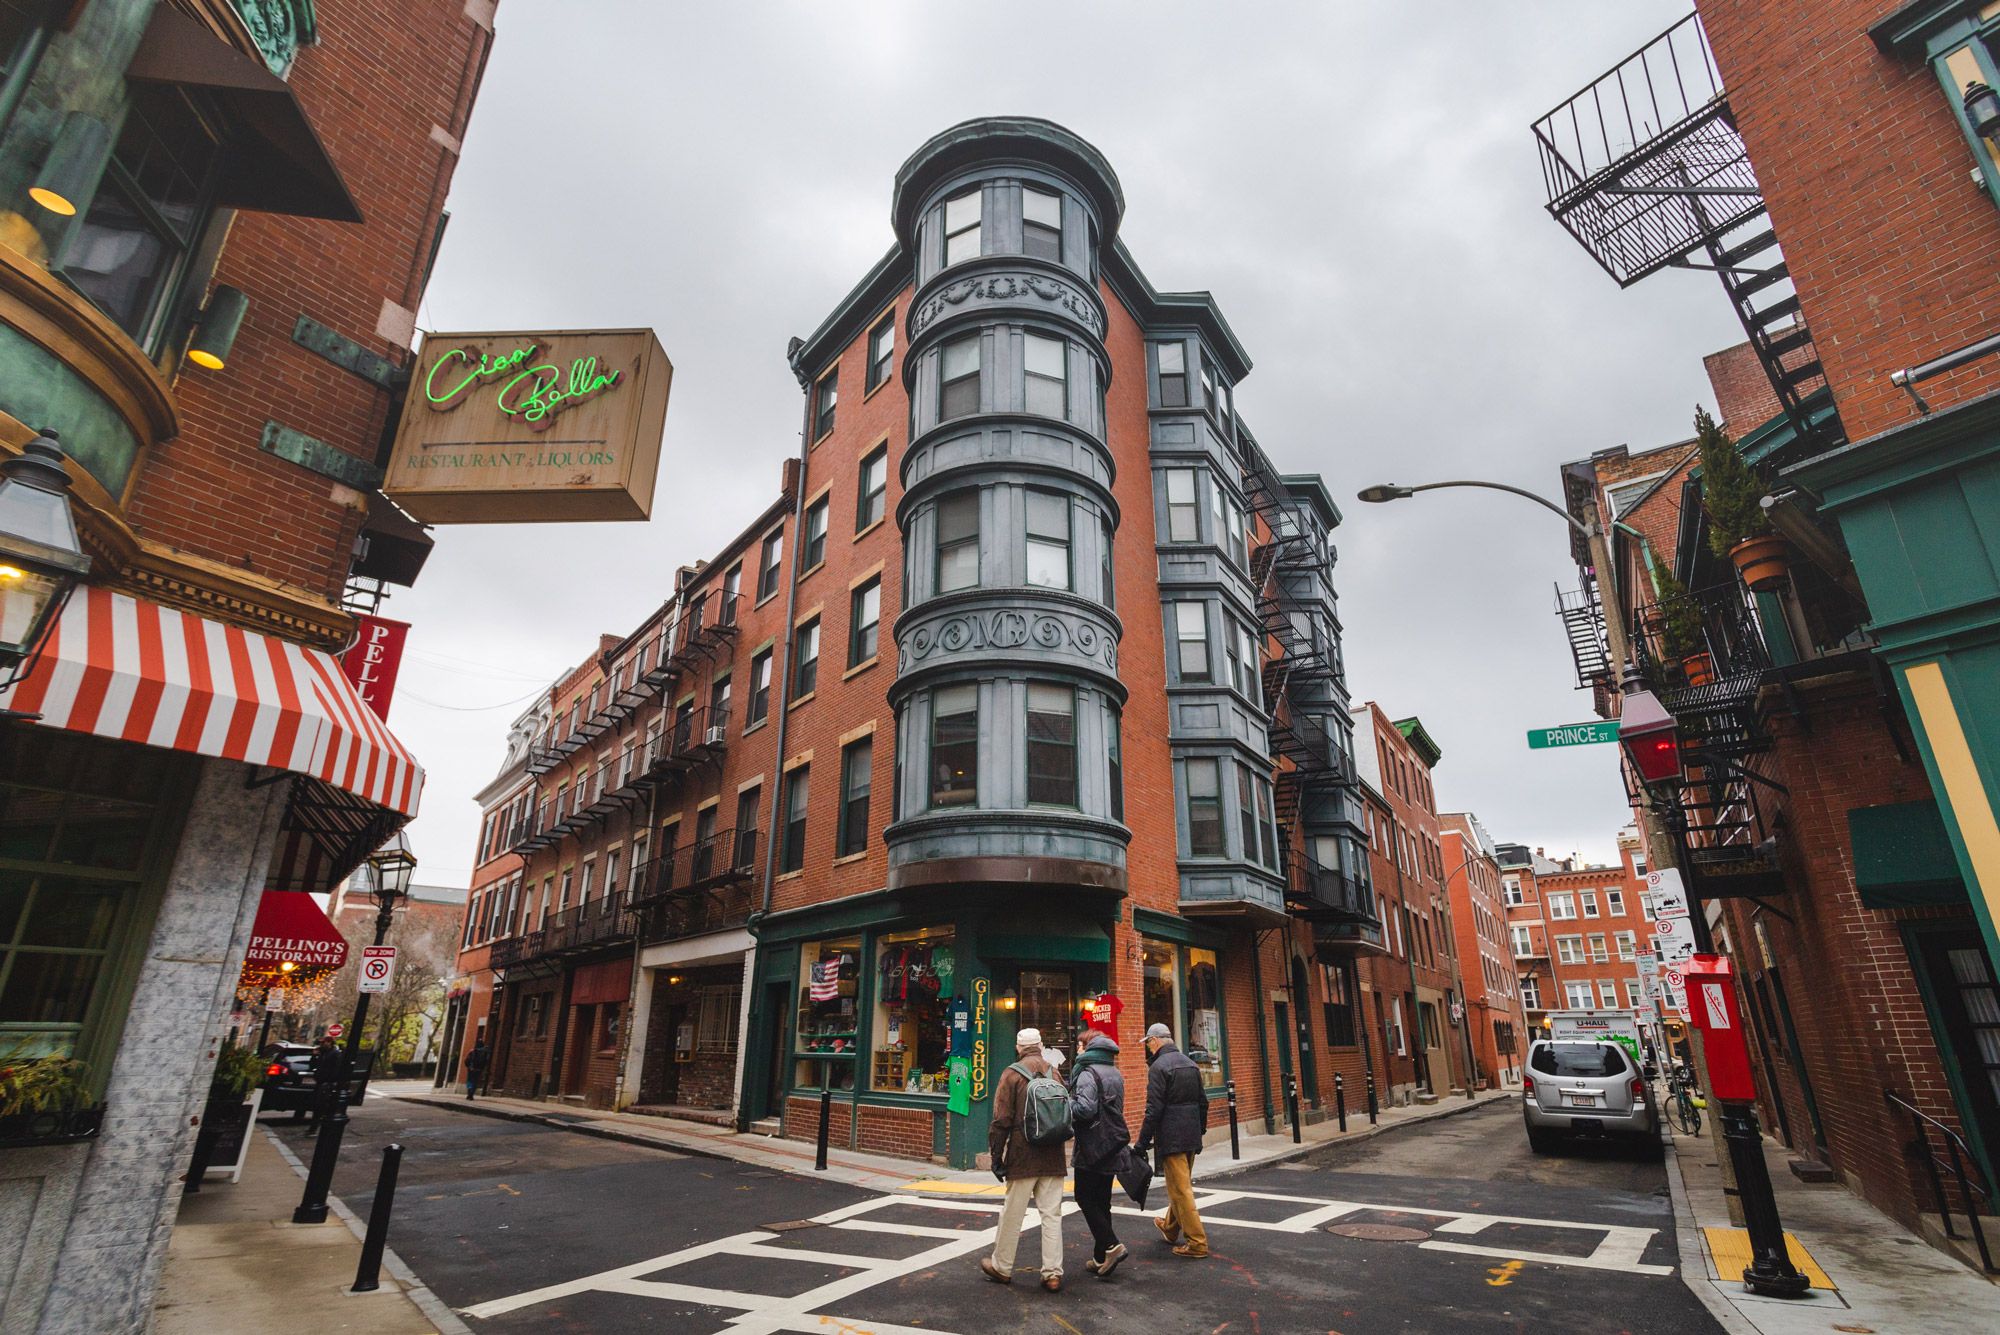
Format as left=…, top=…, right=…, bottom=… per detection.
left=1203, top=1090, right=1514, bottom=1181
left=390, top=1093, right=743, bottom=1166
left=262, top=1126, right=475, bottom=1335
left=1659, top=1126, right=1762, bottom=1335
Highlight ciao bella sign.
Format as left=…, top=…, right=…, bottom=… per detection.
left=383, top=328, right=672, bottom=523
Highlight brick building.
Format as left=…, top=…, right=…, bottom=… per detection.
left=1536, top=5, right=2000, bottom=1248
left=0, top=3, right=494, bottom=1328
left=1441, top=813, right=1527, bottom=1088
left=452, top=117, right=1403, bottom=1163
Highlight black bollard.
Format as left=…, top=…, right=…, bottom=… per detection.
left=1287, top=1074, right=1302, bottom=1144
left=1365, top=1069, right=1379, bottom=1125
left=351, top=1144, right=403, bottom=1292
left=1719, top=1101, right=1810, bottom=1298
left=1334, top=1072, right=1348, bottom=1133
left=1225, top=1079, right=1241, bottom=1160
left=293, top=1082, right=349, bottom=1224
left=814, top=1085, right=832, bottom=1172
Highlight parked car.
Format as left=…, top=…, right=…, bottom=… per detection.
left=1522, top=1038, right=1655, bottom=1152
left=256, top=1043, right=318, bottom=1118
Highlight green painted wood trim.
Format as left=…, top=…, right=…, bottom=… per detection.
left=981, top=931, right=1109, bottom=964
left=1131, top=905, right=1224, bottom=947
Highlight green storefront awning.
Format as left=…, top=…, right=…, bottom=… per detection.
left=1848, top=799, right=1970, bottom=909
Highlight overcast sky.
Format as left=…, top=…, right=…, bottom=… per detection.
left=386, top=1, right=1744, bottom=886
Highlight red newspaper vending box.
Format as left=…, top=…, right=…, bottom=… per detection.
left=1683, top=953, right=1757, bottom=1102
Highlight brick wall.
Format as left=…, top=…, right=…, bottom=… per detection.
left=1702, top=340, right=1785, bottom=434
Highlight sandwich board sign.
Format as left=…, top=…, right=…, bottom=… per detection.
left=359, top=945, right=398, bottom=994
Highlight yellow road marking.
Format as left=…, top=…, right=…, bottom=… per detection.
left=1052, top=1317, right=1086, bottom=1335
left=901, top=1177, right=1074, bottom=1196
left=1486, top=1260, right=1523, bottom=1287
left=1702, top=1227, right=1835, bottom=1290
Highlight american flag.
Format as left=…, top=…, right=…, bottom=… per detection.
left=810, top=959, right=840, bottom=1001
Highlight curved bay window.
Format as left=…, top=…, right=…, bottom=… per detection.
left=870, top=926, right=954, bottom=1094
left=795, top=935, right=860, bottom=1091
left=929, top=684, right=978, bottom=808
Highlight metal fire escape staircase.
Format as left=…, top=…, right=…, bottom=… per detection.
left=1532, top=12, right=1844, bottom=460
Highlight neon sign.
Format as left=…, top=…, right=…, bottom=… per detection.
left=423, top=343, right=623, bottom=425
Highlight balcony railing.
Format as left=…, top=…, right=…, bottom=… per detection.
left=1269, top=704, right=1353, bottom=785
left=1287, top=852, right=1374, bottom=925
left=539, top=893, right=635, bottom=955
left=641, top=704, right=730, bottom=778
left=630, top=831, right=760, bottom=945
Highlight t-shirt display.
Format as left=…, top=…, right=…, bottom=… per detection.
left=872, top=928, right=955, bottom=1093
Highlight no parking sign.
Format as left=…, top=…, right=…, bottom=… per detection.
left=359, top=945, right=398, bottom=994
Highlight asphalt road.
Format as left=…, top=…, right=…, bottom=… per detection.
left=280, top=1095, right=1724, bottom=1335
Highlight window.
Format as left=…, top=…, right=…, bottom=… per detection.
left=1388, top=997, right=1407, bottom=1056
left=1022, top=186, right=1062, bottom=262
left=866, top=314, right=894, bottom=392
left=1581, top=890, right=1600, bottom=918
left=939, top=334, right=980, bottom=420
left=1185, top=758, right=1224, bottom=855
left=733, top=789, right=760, bottom=869
left=1606, top=888, right=1625, bottom=916
left=1099, top=510, right=1115, bottom=609
left=803, top=496, right=828, bottom=570
left=1520, top=976, right=1541, bottom=1010
left=1165, top=469, right=1199, bottom=542
left=747, top=649, right=773, bottom=727
left=1631, top=849, right=1647, bottom=875
left=1141, top=938, right=1179, bottom=1052
left=930, top=684, right=978, bottom=807
left=935, top=490, right=979, bottom=592
left=871, top=927, right=956, bottom=1093
left=1504, top=877, right=1524, bottom=906
left=856, top=446, right=888, bottom=531
left=1107, top=710, right=1123, bottom=822
left=1025, top=489, right=1071, bottom=590
left=1533, top=1042, right=1628, bottom=1078
left=942, top=189, right=980, bottom=266
left=1511, top=925, right=1535, bottom=958
left=793, top=618, right=820, bottom=696
left=697, top=985, right=741, bottom=1054
left=1639, top=891, right=1656, bottom=921
left=603, top=850, right=622, bottom=907
left=1615, top=931, right=1637, bottom=961
left=1547, top=892, right=1576, bottom=920
left=848, top=577, right=880, bottom=667
left=1174, top=602, right=1210, bottom=681
left=709, top=674, right=732, bottom=730
left=1225, top=619, right=1259, bottom=700
left=62, top=86, right=221, bottom=352
left=834, top=738, right=871, bottom=857
left=578, top=859, right=596, bottom=906
left=1237, top=767, right=1261, bottom=868
left=1156, top=342, right=1188, bottom=408
left=813, top=368, right=838, bottom=440
left=720, top=564, right=741, bottom=624
left=757, top=528, right=784, bottom=601
left=780, top=766, right=809, bottom=873
left=1597, top=981, right=1619, bottom=1008
left=1323, top=963, right=1358, bottom=1047
left=1200, top=358, right=1219, bottom=418
left=796, top=936, right=859, bottom=1091
left=1624, top=980, right=1644, bottom=1008
left=1185, top=949, right=1225, bottom=1089
left=1564, top=981, right=1595, bottom=1009
left=1023, top=332, right=1067, bottom=418
left=1588, top=933, right=1608, bottom=962
left=1556, top=935, right=1584, bottom=964
left=1026, top=683, right=1077, bottom=806
left=1224, top=495, right=1247, bottom=567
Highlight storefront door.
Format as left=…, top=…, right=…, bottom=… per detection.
left=564, top=1005, right=594, bottom=1096
left=1911, top=924, right=2000, bottom=1186
left=1018, top=969, right=1076, bottom=1056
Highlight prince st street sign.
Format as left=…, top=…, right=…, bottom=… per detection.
left=1527, top=720, right=1620, bottom=749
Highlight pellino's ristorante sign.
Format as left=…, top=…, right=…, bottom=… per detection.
left=382, top=328, right=671, bottom=523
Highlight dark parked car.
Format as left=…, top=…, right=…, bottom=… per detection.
left=257, top=1043, right=318, bottom=1117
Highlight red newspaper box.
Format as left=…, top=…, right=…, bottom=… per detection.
left=1683, top=953, right=1757, bottom=1101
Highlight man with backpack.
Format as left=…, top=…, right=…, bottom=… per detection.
left=1135, top=1022, right=1210, bottom=1259
left=979, top=1027, right=1070, bottom=1290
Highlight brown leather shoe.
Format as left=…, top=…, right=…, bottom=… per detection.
left=1153, top=1215, right=1180, bottom=1245
left=1172, top=1243, right=1209, bottom=1259
left=979, top=1257, right=1011, bottom=1284
left=1042, top=1274, right=1062, bottom=1292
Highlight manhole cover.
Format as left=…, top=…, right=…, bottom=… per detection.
left=1326, top=1222, right=1430, bottom=1242
left=763, top=1220, right=821, bottom=1233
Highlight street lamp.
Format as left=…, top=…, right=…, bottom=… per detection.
left=1617, top=688, right=1683, bottom=788
left=0, top=430, right=91, bottom=694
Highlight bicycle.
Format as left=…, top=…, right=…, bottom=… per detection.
left=1663, top=1063, right=1706, bottom=1137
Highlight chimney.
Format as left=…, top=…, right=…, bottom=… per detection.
left=1535, top=847, right=1545, bottom=858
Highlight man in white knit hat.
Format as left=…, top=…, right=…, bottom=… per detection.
left=980, top=1027, right=1068, bottom=1290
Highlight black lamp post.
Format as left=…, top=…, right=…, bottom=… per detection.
left=0, top=429, right=91, bottom=698
left=294, top=831, right=416, bottom=1224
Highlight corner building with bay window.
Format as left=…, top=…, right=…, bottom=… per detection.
left=460, top=118, right=1382, bottom=1167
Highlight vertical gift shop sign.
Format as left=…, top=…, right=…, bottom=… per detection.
left=341, top=614, right=410, bottom=720
left=382, top=329, right=672, bottom=523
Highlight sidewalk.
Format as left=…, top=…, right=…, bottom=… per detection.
left=154, top=1124, right=466, bottom=1335
left=1662, top=1117, right=2000, bottom=1335
left=375, top=1078, right=1515, bottom=1195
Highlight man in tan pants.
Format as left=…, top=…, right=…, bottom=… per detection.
left=980, top=1028, right=1069, bottom=1289
left=1135, top=1022, right=1208, bottom=1258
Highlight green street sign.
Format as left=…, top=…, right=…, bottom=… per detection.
left=1527, top=720, right=1620, bottom=749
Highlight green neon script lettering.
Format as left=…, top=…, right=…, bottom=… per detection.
left=497, top=356, right=622, bottom=424
left=425, top=343, right=539, bottom=408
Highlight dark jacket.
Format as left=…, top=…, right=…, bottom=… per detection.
left=1135, top=1040, right=1207, bottom=1158
left=1069, top=1035, right=1130, bottom=1173
left=309, top=1042, right=343, bottom=1083
left=465, top=1045, right=490, bottom=1074
left=989, top=1052, right=1068, bottom=1181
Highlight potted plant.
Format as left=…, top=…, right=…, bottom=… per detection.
left=0, top=1055, right=101, bottom=1147
left=1649, top=551, right=1712, bottom=685
left=1695, top=406, right=1789, bottom=591
left=187, top=1045, right=266, bottom=1189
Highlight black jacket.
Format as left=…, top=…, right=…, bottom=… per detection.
left=1068, top=1037, right=1129, bottom=1173
left=1135, top=1041, right=1207, bottom=1158
left=465, top=1046, right=491, bottom=1073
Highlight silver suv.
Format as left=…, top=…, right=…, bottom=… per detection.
left=1522, top=1038, right=1655, bottom=1152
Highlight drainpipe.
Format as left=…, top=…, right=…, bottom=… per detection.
left=1249, top=929, right=1276, bottom=1134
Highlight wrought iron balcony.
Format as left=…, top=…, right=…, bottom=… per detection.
left=640, top=704, right=730, bottom=781
left=1268, top=703, right=1353, bottom=785
left=539, top=893, right=635, bottom=956
left=488, top=930, right=542, bottom=968
left=629, top=830, right=760, bottom=945
left=1286, top=851, right=1374, bottom=926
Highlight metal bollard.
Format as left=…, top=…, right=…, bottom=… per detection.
left=1365, top=1070, right=1379, bottom=1125
left=1225, top=1080, right=1241, bottom=1160
left=1334, top=1072, right=1348, bottom=1133
left=1719, top=1102, right=1810, bottom=1298
left=351, top=1144, right=403, bottom=1293
left=1286, top=1074, right=1302, bottom=1144
left=293, top=1083, right=349, bottom=1224
left=814, top=1085, right=832, bottom=1172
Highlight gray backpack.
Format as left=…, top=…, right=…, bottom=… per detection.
left=1009, top=1062, right=1074, bottom=1146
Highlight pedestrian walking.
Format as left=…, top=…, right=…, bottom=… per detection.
left=1135, top=1022, right=1209, bottom=1258
left=464, top=1038, right=490, bottom=1100
left=979, top=1028, right=1070, bottom=1291
left=1069, top=1030, right=1130, bottom=1278
left=306, top=1033, right=343, bottom=1133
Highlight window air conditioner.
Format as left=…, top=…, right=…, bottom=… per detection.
left=704, top=725, right=728, bottom=747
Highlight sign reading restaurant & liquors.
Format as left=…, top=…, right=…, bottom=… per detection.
left=382, top=328, right=672, bottom=523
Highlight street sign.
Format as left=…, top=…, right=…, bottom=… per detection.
left=1662, top=962, right=1689, bottom=1012
left=326, top=1023, right=344, bottom=1039
left=359, top=945, right=398, bottom=994
left=1647, top=867, right=1689, bottom=919
left=1653, top=917, right=1697, bottom=963
left=1526, top=720, right=1620, bottom=749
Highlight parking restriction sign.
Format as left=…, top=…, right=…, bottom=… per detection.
left=359, top=945, right=398, bottom=994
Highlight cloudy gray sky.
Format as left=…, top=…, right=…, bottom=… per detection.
left=388, top=1, right=1744, bottom=886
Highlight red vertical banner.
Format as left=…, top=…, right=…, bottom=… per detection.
left=341, top=615, right=410, bottom=720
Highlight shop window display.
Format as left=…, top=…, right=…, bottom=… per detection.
left=1185, top=948, right=1225, bottom=1089
left=870, top=927, right=955, bottom=1094
left=1141, top=938, right=1178, bottom=1041
left=796, top=936, right=860, bottom=1090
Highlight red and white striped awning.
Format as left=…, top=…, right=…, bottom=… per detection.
left=0, top=586, right=422, bottom=816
